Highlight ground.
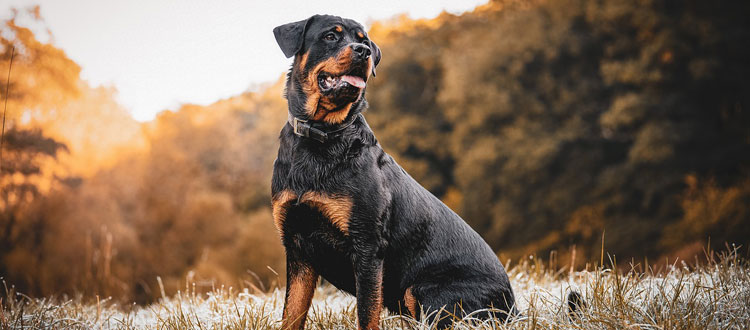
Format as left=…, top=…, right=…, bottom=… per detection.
left=1, top=250, right=749, bottom=329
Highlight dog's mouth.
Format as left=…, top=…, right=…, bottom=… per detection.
left=318, top=68, right=367, bottom=93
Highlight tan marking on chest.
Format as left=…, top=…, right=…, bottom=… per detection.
left=299, top=192, right=353, bottom=234
left=272, top=190, right=298, bottom=234
left=272, top=190, right=353, bottom=235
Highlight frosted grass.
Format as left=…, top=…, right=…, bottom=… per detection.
left=2, top=251, right=748, bottom=329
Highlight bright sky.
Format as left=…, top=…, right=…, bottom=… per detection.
left=4, top=0, right=486, bottom=121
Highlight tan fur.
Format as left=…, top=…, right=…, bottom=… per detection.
left=313, top=103, right=352, bottom=124
left=299, top=192, right=353, bottom=234
left=272, top=190, right=298, bottom=234
left=299, top=47, right=364, bottom=124
left=272, top=190, right=353, bottom=235
left=297, top=52, right=308, bottom=72
left=282, top=266, right=318, bottom=330
left=363, top=267, right=384, bottom=330
left=403, top=286, right=418, bottom=317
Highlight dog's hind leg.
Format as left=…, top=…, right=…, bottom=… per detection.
left=409, top=278, right=517, bottom=328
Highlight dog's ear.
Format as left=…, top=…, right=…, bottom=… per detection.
left=273, top=16, right=314, bottom=58
left=369, top=40, right=381, bottom=77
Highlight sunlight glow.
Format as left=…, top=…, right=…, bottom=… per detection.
left=3, top=0, right=486, bottom=121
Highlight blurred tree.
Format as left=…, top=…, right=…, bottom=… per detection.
left=1, top=7, right=81, bottom=117
left=367, top=0, right=750, bottom=263
left=1, top=8, right=287, bottom=302
left=3, top=0, right=750, bottom=303
left=0, top=128, right=67, bottom=295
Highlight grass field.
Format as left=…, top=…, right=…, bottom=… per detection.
left=1, top=249, right=749, bottom=329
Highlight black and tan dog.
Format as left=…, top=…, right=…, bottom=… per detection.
left=271, top=15, right=517, bottom=330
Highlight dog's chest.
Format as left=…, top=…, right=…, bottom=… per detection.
left=272, top=190, right=353, bottom=238
left=271, top=189, right=358, bottom=291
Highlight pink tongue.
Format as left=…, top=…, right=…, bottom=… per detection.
left=341, top=75, right=366, bottom=88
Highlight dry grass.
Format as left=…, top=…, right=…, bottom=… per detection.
left=1, top=249, right=749, bottom=330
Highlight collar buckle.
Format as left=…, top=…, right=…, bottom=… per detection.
left=292, top=117, right=309, bottom=137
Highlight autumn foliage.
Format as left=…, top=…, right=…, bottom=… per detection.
left=365, top=0, right=750, bottom=264
left=1, top=0, right=749, bottom=303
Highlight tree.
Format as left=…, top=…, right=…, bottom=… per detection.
left=366, top=0, right=750, bottom=263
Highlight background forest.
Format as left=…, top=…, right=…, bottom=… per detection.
left=1, top=0, right=749, bottom=304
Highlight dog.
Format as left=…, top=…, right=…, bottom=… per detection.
left=271, top=15, right=517, bottom=330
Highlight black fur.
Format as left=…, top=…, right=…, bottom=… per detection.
left=273, top=18, right=310, bottom=58
left=272, top=15, right=517, bottom=330
left=567, top=291, right=586, bottom=320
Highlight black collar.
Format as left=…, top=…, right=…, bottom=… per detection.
left=287, top=113, right=361, bottom=143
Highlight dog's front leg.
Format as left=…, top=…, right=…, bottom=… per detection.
left=353, top=251, right=384, bottom=330
left=281, top=259, right=318, bottom=330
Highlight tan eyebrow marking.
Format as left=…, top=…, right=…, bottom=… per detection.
left=357, top=32, right=364, bottom=39
left=334, top=25, right=343, bottom=32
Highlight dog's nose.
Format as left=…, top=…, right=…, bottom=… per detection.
left=350, top=43, right=371, bottom=59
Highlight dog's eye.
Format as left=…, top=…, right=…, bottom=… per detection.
left=323, top=33, right=336, bottom=41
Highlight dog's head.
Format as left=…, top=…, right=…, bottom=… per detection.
left=274, top=15, right=381, bottom=124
